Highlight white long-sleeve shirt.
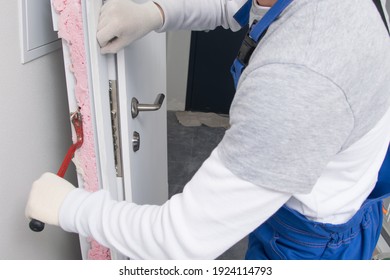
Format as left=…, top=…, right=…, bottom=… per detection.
left=59, top=0, right=390, bottom=259
left=154, top=0, right=247, bottom=31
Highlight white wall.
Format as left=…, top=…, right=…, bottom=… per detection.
left=166, top=31, right=191, bottom=111
left=0, top=1, right=81, bottom=259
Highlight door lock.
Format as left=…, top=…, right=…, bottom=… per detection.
left=132, top=131, right=140, bottom=152
left=131, top=93, right=165, bottom=118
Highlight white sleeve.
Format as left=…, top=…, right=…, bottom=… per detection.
left=153, top=0, right=248, bottom=32
left=59, top=147, right=291, bottom=259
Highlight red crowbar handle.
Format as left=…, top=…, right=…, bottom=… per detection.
left=29, top=110, right=84, bottom=232
left=57, top=111, right=84, bottom=177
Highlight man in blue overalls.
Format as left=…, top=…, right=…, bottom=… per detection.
left=26, top=0, right=390, bottom=259
left=230, top=0, right=390, bottom=260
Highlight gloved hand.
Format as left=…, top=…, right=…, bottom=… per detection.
left=97, top=0, right=164, bottom=54
left=25, top=172, right=75, bottom=226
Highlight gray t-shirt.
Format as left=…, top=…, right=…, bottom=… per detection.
left=218, top=0, right=390, bottom=194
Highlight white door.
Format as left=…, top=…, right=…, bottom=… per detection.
left=117, top=30, right=168, bottom=205
left=53, top=0, right=168, bottom=259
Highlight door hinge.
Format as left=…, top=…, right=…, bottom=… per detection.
left=109, top=80, right=123, bottom=177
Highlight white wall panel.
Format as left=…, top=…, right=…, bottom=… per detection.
left=19, top=0, right=61, bottom=63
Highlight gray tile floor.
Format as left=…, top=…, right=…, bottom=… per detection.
left=167, top=111, right=248, bottom=260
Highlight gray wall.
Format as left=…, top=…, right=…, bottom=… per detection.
left=0, top=1, right=81, bottom=259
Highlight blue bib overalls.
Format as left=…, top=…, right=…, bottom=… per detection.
left=231, top=0, right=390, bottom=259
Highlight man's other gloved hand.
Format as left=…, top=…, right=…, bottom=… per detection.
left=97, top=0, right=164, bottom=54
left=25, top=173, right=75, bottom=226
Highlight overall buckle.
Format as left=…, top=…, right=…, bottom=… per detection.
left=237, top=32, right=257, bottom=67
left=236, top=20, right=267, bottom=67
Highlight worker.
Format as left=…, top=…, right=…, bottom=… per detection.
left=26, top=0, right=390, bottom=259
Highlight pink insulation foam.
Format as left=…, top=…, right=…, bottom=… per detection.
left=87, top=238, right=112, bottom=260
left=52, top=0, right=111, bottom=260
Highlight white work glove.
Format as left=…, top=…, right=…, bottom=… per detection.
left=25, top=173, right=75, bottom=226
left=97, top=0, right=164, bottom=54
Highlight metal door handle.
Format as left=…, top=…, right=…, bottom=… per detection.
left=131, top=93, right=165, bottom=118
